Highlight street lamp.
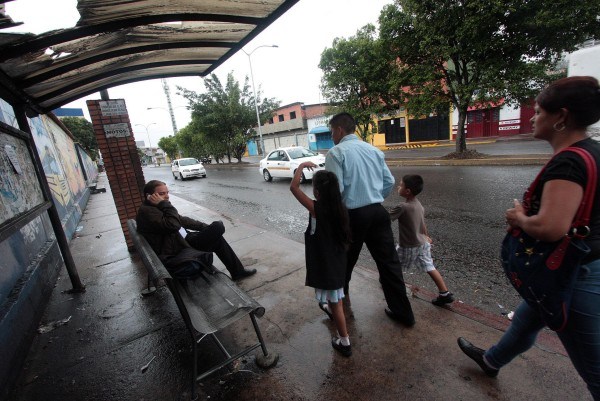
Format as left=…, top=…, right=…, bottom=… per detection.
left=135, top=122, right=156, bottom=163
left=146, top=106, right=188, bottom=135
left=241, top=44, right=278, bottom=156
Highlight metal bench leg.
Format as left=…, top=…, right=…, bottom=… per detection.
left=192, top=334, right=198, bottom=401
left=140, top=274, right=156, bottom=296
left=250, top=313, right=279, bottom=368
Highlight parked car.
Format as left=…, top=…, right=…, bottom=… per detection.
left=171, top=158, right=206, bottom=180
left=259, top=146, right=326, bottom=183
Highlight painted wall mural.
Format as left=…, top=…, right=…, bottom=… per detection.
left=44, top=117, right=85, bottom=199
left=0, top=133, right=44, bottom=225
left=28, top=115, right=73, bottom=218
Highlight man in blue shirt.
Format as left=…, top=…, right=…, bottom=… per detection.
left=326, top=112, right=415, bottom=326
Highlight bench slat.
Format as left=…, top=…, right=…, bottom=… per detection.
left=172, top=272, right=265, bottom=334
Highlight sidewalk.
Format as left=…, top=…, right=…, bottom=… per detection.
left=6, top=172, right=591, bottom=401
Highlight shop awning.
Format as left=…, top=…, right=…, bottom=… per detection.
left=309, top=125, right=330, bottom=134
left=0, top=0, right=298, bottom=115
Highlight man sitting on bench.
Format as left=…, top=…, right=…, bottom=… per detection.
left=136, top=180, right=257, bottom=281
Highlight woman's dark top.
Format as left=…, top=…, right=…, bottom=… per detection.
left=529, top=138, right=600, bottom=263
left=304, top=201, right=347, bottom=290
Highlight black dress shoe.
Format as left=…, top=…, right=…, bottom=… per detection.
left=232, top=268, right=257, bottom=281
left=384, top=308, right=415, bottom=327
left=457, top=337, right=499, bottom=378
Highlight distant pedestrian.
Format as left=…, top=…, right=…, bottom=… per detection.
left=457, top=76, right=600, bottom=400
left=326, top=112, right=415, bottom=326
left=290, top=162, right=353, bottom=357
left=389, top=175, right=454, bottom=306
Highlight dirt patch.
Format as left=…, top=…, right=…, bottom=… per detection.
left=441, top=149, right=490, bottom=160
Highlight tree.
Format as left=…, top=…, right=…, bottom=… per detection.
left=61, top=117, right=99, bottom=160
left=320, top=24, right=398, bottom=142
left=175, top=124, right=226, bottom=163
left=157, top=135, right=179, bottom=160
left=379, top=0, right=600, bottom=153
left=179, top=72, right=279, bottom=163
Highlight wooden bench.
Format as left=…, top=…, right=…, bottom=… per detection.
left=127, top=220, right=278, bottom=400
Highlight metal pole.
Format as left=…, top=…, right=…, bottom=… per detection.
left=247, top=56, right=265, bottom=156
left=242, top=45, right=277, bottom=157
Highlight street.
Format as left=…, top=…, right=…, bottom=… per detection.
left=142, top=154, right=542, bottom=317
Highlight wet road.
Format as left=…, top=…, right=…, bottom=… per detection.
left=143, top=161, right=540, bottom=316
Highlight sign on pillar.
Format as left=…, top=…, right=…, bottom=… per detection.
left=87, top=99, right=145, bottom=250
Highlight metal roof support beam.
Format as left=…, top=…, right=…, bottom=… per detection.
left=0, top=14, right=263, bottom=62
left=34, top=60, right=215, bottom=102
left=19, top=41, right=234, bottom=86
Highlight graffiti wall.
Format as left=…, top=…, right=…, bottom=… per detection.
left=0, top=133, right=44, bottom=224
left=76, top=143, right=98, bottom=185
left=29, top=114, right=90, bottom=239
left=0, top=96, right=98, bottom=395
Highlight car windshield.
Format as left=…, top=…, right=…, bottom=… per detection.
left=179, top=159, right=199, bottom=166
left=287, top=148, right=318, bottom=160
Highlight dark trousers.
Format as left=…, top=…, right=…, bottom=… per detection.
left=185, top=221, right=245, bottom=276
left=346, top=203, right=415, bottom=324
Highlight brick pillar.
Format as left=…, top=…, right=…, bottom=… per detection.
left=87, top=99, right=145, bottom=250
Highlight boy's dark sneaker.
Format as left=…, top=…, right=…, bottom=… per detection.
left=331, top=337, right=352, bottom=357
left=432, top=292, right=455, bottom=306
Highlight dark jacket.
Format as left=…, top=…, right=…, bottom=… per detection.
left=135, top=200, right=212, bottom=269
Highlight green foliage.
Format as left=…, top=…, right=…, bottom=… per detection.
left=157, top=135, right=179, bottom=160
left=178, top=72, right=279, bottom=163
left=61, top=117, right=99, bottom=160
left=320, top=24, right=398, bottom=142
left=379, top=0, right=600, bottom=152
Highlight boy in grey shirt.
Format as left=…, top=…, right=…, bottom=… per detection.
left=389, top=175, right=454, bottom=306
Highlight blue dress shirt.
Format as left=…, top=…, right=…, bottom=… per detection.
left=325, top=134, right=395, bottom=209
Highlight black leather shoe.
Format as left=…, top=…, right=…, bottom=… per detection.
left=457, top=337, right=499, bottom=378
left=384, top=308, right=415, bottom=327
left=232, top=268, right=257, bottom=281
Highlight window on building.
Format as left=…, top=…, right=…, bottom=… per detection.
left=268, top=117, right=274, bottom=124
left=290, top=111, right=296, bottom=119
left=278, top=114, right=284, bottom=122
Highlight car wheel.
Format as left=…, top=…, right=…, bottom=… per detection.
left=299, top=172, right=306, bottom=184
left=263, top=169, right=272, bottom=182
left=179, top=172, right=185, bottom=181
left=173, top=172, right=178, bottom=180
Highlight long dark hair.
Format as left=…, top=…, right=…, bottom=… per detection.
left=312, top=170, right=351, bottom=248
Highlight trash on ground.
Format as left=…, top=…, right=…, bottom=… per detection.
left=37, top=316, right=72, bottom=334
left=140, top=355, right=156, bottom=373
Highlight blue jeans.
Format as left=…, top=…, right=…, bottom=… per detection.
left=485, top=259, right=600, bottom=400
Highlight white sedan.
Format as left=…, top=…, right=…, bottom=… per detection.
left=171, top=158, right=206, bottom=180
left=259, top=147, right=326, bottom=183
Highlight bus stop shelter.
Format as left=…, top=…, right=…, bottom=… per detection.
left=0, top=0, right=298, bottom=395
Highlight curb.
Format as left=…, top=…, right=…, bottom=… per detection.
left=386, top=157, right=549, bottom=167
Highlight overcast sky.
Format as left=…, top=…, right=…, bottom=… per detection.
left=4, top=0, right=392, bottom=147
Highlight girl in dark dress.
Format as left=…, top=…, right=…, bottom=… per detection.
left=290, top=161, right=353, bottom=356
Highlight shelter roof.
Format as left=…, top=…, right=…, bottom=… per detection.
left=0, top=0, right=298, bottom=115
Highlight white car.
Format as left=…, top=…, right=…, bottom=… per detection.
left=171, top=158, right=206, bottom=180
left=259, top=147, right=326, bottom=183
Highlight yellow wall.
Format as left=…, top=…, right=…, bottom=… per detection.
left=371, top=109, right=409, bottom=150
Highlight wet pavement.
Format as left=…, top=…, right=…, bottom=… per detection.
left=5, top=144, right=594, bottom=401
